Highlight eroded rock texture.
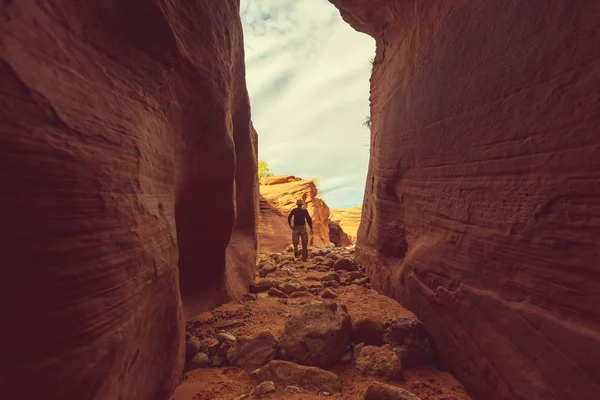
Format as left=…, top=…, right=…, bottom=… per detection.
left=331, top=0, right=600, bottom=399
left=330, top=205, right=362, bottom=242
left=0, top=1, right=256, bottom=399
left=259, top=176, right=330, bottom=252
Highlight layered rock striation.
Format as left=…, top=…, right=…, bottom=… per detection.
left=0, top=1, right=256, bottom=399
left=330, top=1, right=600, bottom=399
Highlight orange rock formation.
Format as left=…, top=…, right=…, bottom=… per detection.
left=259, top=176, right=330, bottom=253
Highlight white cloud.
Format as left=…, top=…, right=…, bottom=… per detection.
left=241, top=0, right=374, bottom=208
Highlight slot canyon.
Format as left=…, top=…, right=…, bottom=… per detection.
left=1, top=1, right=599, bottom=400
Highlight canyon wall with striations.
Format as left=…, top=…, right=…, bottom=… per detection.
left=331, top=0, right=600, bottom=399
left=259, top=176, right=330, bottom=253
left=0, top=1, right=256, bottom=399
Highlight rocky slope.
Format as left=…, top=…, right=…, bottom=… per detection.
left=0, top=1, right=256, bottom=399
left=330, top=205, right=362, bottom=242
left=172, top=245, right=471, bottom=400
left=331, top=1, right=600, bottom=399
left=259, top=176, right=330, bottom=252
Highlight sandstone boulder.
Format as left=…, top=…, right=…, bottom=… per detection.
left=279, top=301, right=352, bottom=368
left=356, top=345, right=405, bottom=380
left=227, top=331, right=279, bottom=369
left=253, top=360, right=341, bottom=394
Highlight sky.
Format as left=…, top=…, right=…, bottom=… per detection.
left=240, top=0, right=375, bottom=208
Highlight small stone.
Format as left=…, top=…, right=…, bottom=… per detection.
left=357, top=345, right=405, bottom=380
left=185, top=336, right=201, bottom=359
left=217, top=342, right=232, bottom=356
left=320, top=288, right=338, bottom=299
left=284, top=386, right=303, bottom=394
left=212, top=355, right=226, bottom=367
left=346, top=271, right=366, bottom=280
left=213, top=319, right=244, bottom=330
left=290, top=291, right=313, bottom=298
left=190, top=311, right=215, bottom=325
left=333, top=258, right=357, bottom=271
left=188, top=352, right=211, bottom=369
left=279, top=281, right=305, bottom=294
left=322, top=258, right=334, bottom=267
left=251, top=381, right=276, bottom=396
left=285, top=245, right=294, bottom=252
left=325, top=253, right=338, bottom=261
left=339, top=351, right=353, bottom=364
left=323, top=280, right=340, bottom=289
left=268, top=287, right=288, bottom=298
left=353, top=343, right=365, bottom=360
left=395, top=337, right=435, bottom=367
left=363, top=382, right=422, bottom=400
left=314, top=256, right=325, bottom=263
left=214, top=303, right=244, bottom=314
left=321, top=272, right=340, bottom=282
left=384, top=318, right=424, bottom=346
left=243, top=293, right=258, bottom=301
left=217, top=332, right=237, bottom=343
left=259, top=263, right=277, bottom=277
left=200, top=337, right=220, bottom=356
left=250, top=279, right=276, bottom=293
left=355, top=277, right=370, bottom=285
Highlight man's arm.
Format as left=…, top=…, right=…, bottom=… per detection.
left=287, top=210, right=294, bottom=229
left=305, top=211, right=313, bottom=232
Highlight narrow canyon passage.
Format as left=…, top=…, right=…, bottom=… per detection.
left=172, top=245, right=471, bottom=400
left=1, top=1, right=599, bottom=400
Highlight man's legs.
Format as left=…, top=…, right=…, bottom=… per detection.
left=292, top=228, right=300, bottom=258
left=301, top=229, right=309, bottom=261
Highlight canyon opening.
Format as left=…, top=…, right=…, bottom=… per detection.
left=1, top=1, right=599, bottom=400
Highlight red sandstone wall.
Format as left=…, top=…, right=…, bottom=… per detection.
left=0, top=1, right=256, bottom=399
left=332, top=1, right=600, bottom=399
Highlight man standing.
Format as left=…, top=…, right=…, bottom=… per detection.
left=287, top=199, right=313, bottom=261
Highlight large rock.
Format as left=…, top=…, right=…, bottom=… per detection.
left=363, top=382, right=421, bottom=400
left=253, top=360, right=341, bottom=394
left=258, top=176, right=331, bottom=252
left=0, top=1, right=257, bottom=399
left=226, top=331, right=279, bottom=369
left=279, top=301, right=352, bottom=368
left=356, top=345, right=405, bottom=380
left=330, top=0, right=600, bottom=399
